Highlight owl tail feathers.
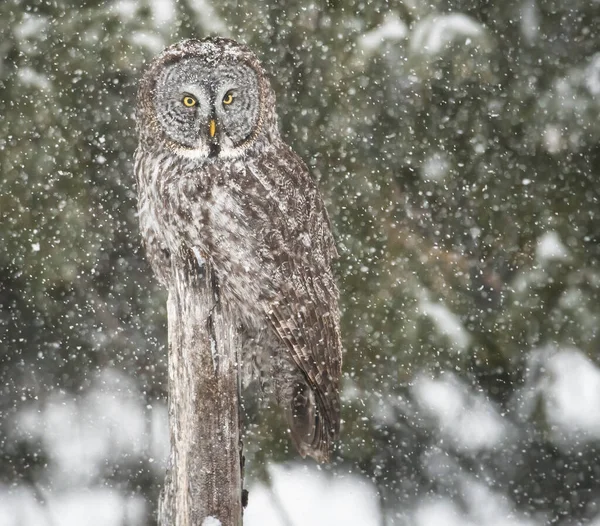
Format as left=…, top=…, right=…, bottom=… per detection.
left=286, top=382, right=332, bottom=463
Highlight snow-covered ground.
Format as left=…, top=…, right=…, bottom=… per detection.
left=4, top=350, right=600, bottom=525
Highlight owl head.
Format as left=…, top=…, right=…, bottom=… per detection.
left=136, top=38, right=278, bottom=160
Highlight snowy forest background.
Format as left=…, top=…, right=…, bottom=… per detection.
left=1, top=0, right=599, bottom=524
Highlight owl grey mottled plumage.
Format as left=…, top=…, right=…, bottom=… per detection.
left=134, top=37, right=342, bottom=461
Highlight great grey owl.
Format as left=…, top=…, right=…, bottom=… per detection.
left=134, top=37, right=342, bottom=462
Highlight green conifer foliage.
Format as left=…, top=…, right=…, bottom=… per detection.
left=1, top=0, right=598, bottom=523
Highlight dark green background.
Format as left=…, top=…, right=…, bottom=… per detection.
left=1, top=0, right=599, bottom=524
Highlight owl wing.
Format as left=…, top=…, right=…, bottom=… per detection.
left=266, top=273, right=342, bottom=449
left=251, top=144, right=342, bottom=455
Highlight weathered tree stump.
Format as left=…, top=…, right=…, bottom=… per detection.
left=158, top=255, right=243, bottom=526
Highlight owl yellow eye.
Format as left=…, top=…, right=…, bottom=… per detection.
left=222, top=92, right=234, bottom=105
left=182, top=96, right=197, bottom=107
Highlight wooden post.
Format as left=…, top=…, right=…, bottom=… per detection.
left=158, top=255, right=244, bottom=526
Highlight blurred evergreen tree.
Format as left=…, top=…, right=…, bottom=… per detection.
left=0, top=0, right=598, bottom=524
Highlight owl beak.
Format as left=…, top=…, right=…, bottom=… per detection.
left=209, top=119, right=216, bottom=138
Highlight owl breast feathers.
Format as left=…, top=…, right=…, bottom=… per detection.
left=134, top=37, right=342, bottom=461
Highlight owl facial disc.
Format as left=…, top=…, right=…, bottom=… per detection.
left=154, top=57, right=261, bottom=159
